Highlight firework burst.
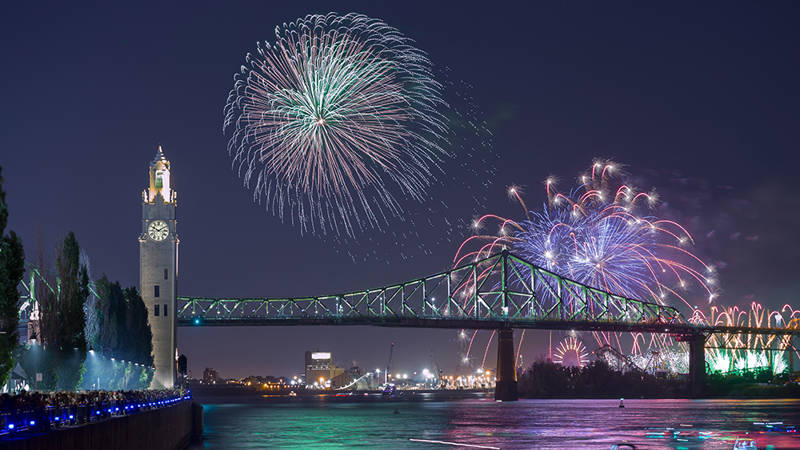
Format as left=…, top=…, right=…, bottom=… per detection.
left=456, top=160, right=715, bottom=309
left=225, top=12, right=449, bottom=236
left=454, top=160, right=716, bottom=366
left=692, top=302, right=800, bottom=375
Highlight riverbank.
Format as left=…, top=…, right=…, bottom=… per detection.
left=190, top=383, right=492, bottom=404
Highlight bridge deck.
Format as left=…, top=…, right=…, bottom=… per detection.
left=176, top=316, right=798, bottom=337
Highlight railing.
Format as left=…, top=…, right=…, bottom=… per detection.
left=0, top=391, right=190, bottom=438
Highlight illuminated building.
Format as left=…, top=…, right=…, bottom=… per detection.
left=139, top=146, right=179, bottom=388
left=304, top=351, right=346, bottom=388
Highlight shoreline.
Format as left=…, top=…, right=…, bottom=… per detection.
left=188, top=385, right=800, bottom=403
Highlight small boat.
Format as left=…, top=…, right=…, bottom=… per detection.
left=619, top=398, right=625, bottom=408
left=382, top=384, right=397, bottom=397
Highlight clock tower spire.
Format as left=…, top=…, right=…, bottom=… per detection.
left=140, top=145, right=179, bottom=388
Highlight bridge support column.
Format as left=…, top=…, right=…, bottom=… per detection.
left=494, top=328, right=518, bottom=401
left=688, top=334, right=706, bottom=398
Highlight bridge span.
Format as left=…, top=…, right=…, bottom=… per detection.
left=176, top=251, right=800, bottom=400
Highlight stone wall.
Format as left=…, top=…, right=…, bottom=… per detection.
left=4, top=400, right=201, bottom=450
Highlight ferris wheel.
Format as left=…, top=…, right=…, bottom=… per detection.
left=553, top=336, right=590, bottom=368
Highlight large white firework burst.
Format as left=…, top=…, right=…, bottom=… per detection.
left=224, top=12, right=449, bottom=236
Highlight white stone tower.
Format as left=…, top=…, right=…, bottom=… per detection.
left=139, top=145, right=178, bottom=388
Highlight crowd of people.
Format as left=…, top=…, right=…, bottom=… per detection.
left=0, top=388, right=190, bottom=435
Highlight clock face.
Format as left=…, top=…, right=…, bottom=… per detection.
left=148, top=220, right=169, bottom=241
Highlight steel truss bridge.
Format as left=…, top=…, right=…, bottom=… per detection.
left=175, top=251, right=797, bottom=339
left=178, top=251, right=684, bottom=331
left=174, top=250, right=798, bottom=399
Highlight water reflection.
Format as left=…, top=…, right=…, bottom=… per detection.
left=193, top=397, right=800, bottom=448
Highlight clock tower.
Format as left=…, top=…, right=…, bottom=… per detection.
left=139, top=145, right=178, bottom=388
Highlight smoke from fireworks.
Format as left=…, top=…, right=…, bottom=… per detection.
left=224, top=12, right=450, bottom=237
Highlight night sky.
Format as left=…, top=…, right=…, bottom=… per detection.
left=2, top=2, right=799, bottom=378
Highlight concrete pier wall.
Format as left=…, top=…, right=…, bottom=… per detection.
left=4, top=400, right=202, bottom=450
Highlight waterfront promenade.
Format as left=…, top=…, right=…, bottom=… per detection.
left=0, top=389, right=200, bottom=449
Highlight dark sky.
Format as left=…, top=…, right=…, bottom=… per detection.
left=2, top=2, right=799, bottom=378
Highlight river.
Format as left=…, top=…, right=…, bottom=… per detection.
left=189, top=393, right=800, bottom=448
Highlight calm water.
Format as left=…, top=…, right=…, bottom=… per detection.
left=191, top=395, right=800, bottom=449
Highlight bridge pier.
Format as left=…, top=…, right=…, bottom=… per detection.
left=494, top=328, right=518, bottom=401
left=688, top=333, right=706, bottom=398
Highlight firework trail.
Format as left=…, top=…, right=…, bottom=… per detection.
left=225, top=12, right=449, bottom=237
left=334, top=71, right=496, bottom=262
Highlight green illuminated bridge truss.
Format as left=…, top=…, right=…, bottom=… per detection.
left=17, top=265, right=102, bottom=325
left=177, top=251, right=705, bottom=334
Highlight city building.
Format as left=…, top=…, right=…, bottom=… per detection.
left=304, top=351, right=348, bottom=388
left=202, top=368, right=219, bottom=385
left=140, top=146, right=179, bottom=388
left=330, top=367, right=357, bottom=389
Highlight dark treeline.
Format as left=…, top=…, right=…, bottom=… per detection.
left=0, top=166, right=154, bottom=391
left=706, top=370, right=800, bottom=398
left=518, top=360, right=800, bottom=398
left=518, top=360, right=685, bottom=398
left=79, top=276, right=154, bottom=390
left=0, top=167, right=25, bottom=390
left=90, top=276, right=153, bottom=365
left=17, top=235, right=155, bottom=391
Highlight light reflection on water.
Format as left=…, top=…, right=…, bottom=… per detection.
left=192, top=397, right=800, bottom=448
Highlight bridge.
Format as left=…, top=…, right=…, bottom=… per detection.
left=17, top=251, right=799, bottom=400
left=175, top=250, right=800, bottom=400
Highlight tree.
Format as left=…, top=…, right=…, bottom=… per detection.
left=34, top=252, right=59, bottom=390
left=123, top=286, right=152, bottom=367
left=96, top=276, right=124, bottom=356
left=88, top=280, right=153, bottom=389
left=53, top=232, right=89, bottom=390
left=178, top=354, right=187, bottom=377
left=0, top=167, right=25, bottom=388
